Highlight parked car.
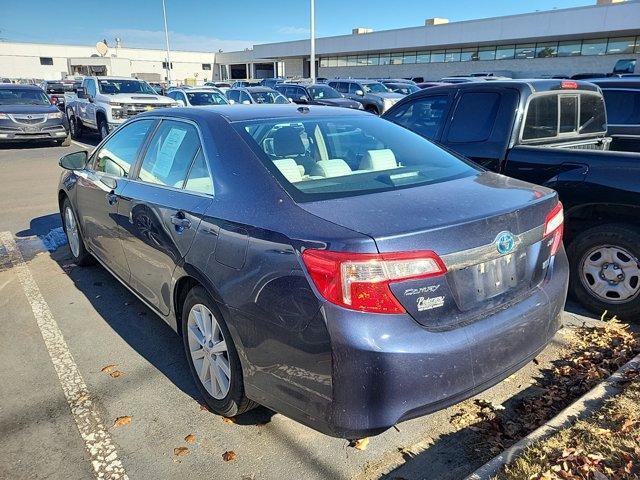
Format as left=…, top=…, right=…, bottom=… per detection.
left=327, top=79, right=403, bottom=114
left=66, top=76, right=178, bottom=140
left=274, top=83, right=363, bottom=109
left=57, top=104, right=568, bottom=438
left=381, top=82, right=421, bottom=96
left=40, top=81, right=67, bottom=111
left=226, top=86, right=289, bottom=105
left=377, top=78, right=417, bottom=85
left=204, top=82, right=231, bottom=93
left=260, top=78, right=286, bottom=89
left=0, top=84, right=69, bottom=145
left=231, top=80, right=261, bottom=88
left=1, top=78, right=12, bottom=84
left=166, top=88, right=229, bottom=107
left=383, top=79, right=640, bottom=318
left=417, top=81, right=451, bottom=89
left=148, top=82, right=166, bottom=95
left=585, top=77, right=640, bottom=152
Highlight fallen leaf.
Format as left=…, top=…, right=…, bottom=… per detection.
left=351, top=438, right=370, bottom=450
left=222, top=450, right=237, bottom=461
left=112, top=416, right=132, bottom=428
left=222, top=417, right=236, bottom=424
left=109, top=370, right=124, bottom=378
left=101, top=364, right=117, bottom=374
left=199, top=404, right=210, bottom=412
left=184, top=434, right=196, bottom=444
left=174, top=446, right=190, bottom=457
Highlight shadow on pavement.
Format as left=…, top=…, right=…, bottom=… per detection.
left=0, top=140, right=61, bottom=150
left=15, top=213, right=62, bottom=238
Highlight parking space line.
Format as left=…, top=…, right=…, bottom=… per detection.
left=0, top=232, right=129, bottom=480
left=71, top=140, right=96, bottom=150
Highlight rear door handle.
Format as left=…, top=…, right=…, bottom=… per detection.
left=105, top=191, right=118, bottom=205
left=170, top=213, right=191, bottom=232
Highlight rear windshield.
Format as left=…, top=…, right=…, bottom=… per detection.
left=522, top=92, right=606, bottom=141
left=249, top=91, right=289, bottom=104
left=234, top=115, right=478, bottom=202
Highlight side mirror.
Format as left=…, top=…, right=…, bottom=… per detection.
left=299, top=96, right=309, bottom=103
left=228, top=99, right=236, bottom=105
left=355, top=90, right=364, bottom=96
left=59, top=151, right=88, bottom=170
left=76, top=87, right=86, bottom=99
left=241, top=100, right=251, bottom=105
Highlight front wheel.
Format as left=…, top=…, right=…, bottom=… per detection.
left=181, top=286, right=257, bottom=417
left=68, top=112, right=82, bottom=139
left=568, top=224, right=640, bottom=320
left=98, top=119, right=109, bottom=140
left=61, top=198, right=93, bottom=266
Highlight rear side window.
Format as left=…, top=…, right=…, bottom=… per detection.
left=523, top=95, right=558, bottom=140
left=447, top=92, right=501, bottom=143
left=93, top=119, right=155, bottom=177
left=602, top=90, right=640, bottom=125
left=184, top=150, right=213, bottom=195
left=137, top=120, right=201, bottom=189
left=386, top=95, right=450, bottom=140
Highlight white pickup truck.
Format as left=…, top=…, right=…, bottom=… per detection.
left=66, top=76, right=178, bottom=140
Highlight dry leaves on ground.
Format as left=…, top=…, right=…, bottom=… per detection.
left=222, top=417, right=236, bottom=424
left=184, top=434, right=196, bottom=444
left=101, top=364, right=117, bottom=374
left=112, top=416, right=132, bottom=428
left=350, top=438, right=370, bottom=451
left=222, top=450, right=237, bottom=461
left=174, top=446, right=190, bottom=457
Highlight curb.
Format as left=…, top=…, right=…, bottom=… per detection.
left=465, top=351, right=640, bottom=480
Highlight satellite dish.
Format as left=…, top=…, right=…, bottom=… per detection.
left=96, top=41, right=109, bottom=57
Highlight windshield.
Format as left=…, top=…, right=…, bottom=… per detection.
left=235, top=115, right=477, bottom=202
left=0, top=88, right=50, bottom=105
left=387, top=84, right=420, bottom=95
left=249, top=91, right=289, bottom=104
left=186, top=91, right=228, bottom=106
left=362, top=82, right=389, bottom=94
left=97, top=79, right=157, bottom=95
left=308, top=85, right=342, bottom=100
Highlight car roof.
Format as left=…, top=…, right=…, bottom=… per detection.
left=137, top=104, right=368, bottom=123
left=585, top=77, right=640, bottom=88
left=410, top=79, right=600, bottom=95
left=242, top=86, right=278, bottom=92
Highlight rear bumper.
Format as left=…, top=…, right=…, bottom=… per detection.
left=320, top=248, right=569, bottom=438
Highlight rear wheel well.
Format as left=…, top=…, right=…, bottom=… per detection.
left=174, top=276, right=201, bottom=335
left=565, top=204, right=640, bottom=244
left=96, top=110, right=107, bottom=126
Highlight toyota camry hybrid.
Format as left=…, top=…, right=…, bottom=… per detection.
left=57, top=104, right=568, bottom=438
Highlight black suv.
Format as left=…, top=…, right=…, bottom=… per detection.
left=274, top=83, right=362, bottom=110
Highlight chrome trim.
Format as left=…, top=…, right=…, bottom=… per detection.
left=441, top=224, right=545, bottom=271
left=9, top=113, right=48, bottom=125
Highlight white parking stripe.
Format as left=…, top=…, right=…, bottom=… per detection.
left=0, top=232, right=128, bottom=480
left=71, top=140, right=96, bottom=150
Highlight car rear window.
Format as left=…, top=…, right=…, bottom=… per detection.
left=522, top=92, right=606, bottom=141
left=234, top=115, right=478, bottom=202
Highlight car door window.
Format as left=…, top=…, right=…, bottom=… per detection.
left=349, top=83, right=361, bottom=94
left=447, top=92, right=501, bottom=143
left=84, top=79, right=97, bottom=98
left=137, top=120, right=202, bottom=188
left=240, top=91, right=252, bottom=104
left=92, top=119, right=156, bottom=177
left=386, top=95, right=451, bottom=140
left=184, top=150, right=213, bottom=195
left=227, top=90, right=240, bottom=103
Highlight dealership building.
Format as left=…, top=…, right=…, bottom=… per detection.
left=0, top=0, right=639, bottom=84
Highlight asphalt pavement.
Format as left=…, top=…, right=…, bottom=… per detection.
left=0, top=138, right=605, bottom=480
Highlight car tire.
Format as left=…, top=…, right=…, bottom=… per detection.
left=567, top=223, right=640, bottom=320
left=181, top=286, right=257, bottom=417
left=98, top=119, right=109, bottom=140
left=61, top=198, right=94, bottom=266
left=68, top=112, right=82, bottom=139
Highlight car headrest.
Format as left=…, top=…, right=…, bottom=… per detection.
left=272, top=127, right=306, bottom=157
left=310, top=159, right=352, bottom=178
left=359, top=149, right=398, bottom=171
left=273, top=158, right=303, bottom=183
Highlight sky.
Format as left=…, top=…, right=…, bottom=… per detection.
left=0, top=0, right=594, bottom=52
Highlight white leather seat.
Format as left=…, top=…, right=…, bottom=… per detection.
left=273, top=158, right=303, bottom=183
left=359, top=149, right=398, bottom=171
left=310, top=159, right=352, bottom=178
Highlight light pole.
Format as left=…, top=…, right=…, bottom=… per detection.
left=162, top=0, right=172, bottom=86
left=310, top=0, right=316, bottom=83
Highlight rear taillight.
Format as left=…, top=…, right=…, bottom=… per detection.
left=544, top=202, right=564, bottom=256
left=301, top=249, right=446, bottom=314
left=561, top=80, right=578, bottom=89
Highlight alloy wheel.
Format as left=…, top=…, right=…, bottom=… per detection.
left=187, top=303, right=231, bottom=399
left=580, top=245, right=640, bottom=303
left=64, top=206, right=80, bottom=258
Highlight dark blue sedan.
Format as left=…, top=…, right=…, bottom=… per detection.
left=57, top=104, right=569, bottom=438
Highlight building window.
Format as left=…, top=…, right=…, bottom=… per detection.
left=402, top=52, right=417, bottom=64
left=515, top=44, right=535, bottom=59
left=327, top=57, right=337, bottom=67
left=606, top=37, right=636, bottom=55
left=431, top=50, right=445, bottom=63
left=379, top=53, right=390, bottom=65
left=389, top=52, right=403, bottom=65
left=337, top=57, right=347, bottom=67
left=346, top=55, right=357, bottom=66
left=202, top=63, right=212, bottom=70
left=461, top=47, right=478, bottom=62
left=357, top=55, right=368, bottom=66
left=557, top=41, right=582, bottom=57
left=444, top=49, right=461, bottom=62
left=162, top=61, right=173, bottom=69
left=368, top=54, right=380, bottom=66
left=495, top=45, right=515, bottom=60
left=536, top=42, right=558, bottom=58
left=478, top=46, right=496, bottom=61
left=39, top=57, right=53, bottom=66
left=320, top=57, right=328, bottom=68
left=581, top=38, right=607, bottom=56
left=416, top=51, right=430, bottom=63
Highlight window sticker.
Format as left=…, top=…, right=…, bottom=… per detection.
left=153, top=127, right=187, bottom=178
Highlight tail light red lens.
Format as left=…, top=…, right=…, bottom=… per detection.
left=50, top=96, right=58, bottom=105
left=544, top=201, right=564, bottom=256
left=301, top=249, right=446, bottom=314
left=561, top=80, right=578, bottom=89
